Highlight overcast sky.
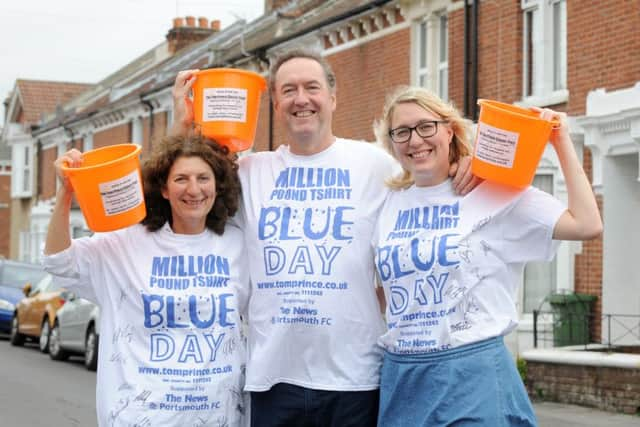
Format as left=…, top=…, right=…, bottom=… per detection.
left=0, top=0, right=265, bottom=119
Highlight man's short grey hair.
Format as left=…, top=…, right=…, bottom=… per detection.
left=268, top=48, right=337, bottom=95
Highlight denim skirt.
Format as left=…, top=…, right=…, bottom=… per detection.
left=378, top=336, right=537, bottom=427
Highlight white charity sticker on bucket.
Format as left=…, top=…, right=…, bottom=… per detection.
left=474, top=123, right=520, bottom=168
left=202, top=87, right=248, bottom=123
left=99, top=170, right=144, bottom=216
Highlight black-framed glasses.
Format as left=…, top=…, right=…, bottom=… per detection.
left=388, top=120, right=448, bottom=143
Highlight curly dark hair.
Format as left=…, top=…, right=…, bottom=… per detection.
left=141, top=134, right=241, bottom=235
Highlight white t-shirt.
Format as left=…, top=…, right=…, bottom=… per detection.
left=237, top=139, right=398, bottom=391
left=372, top=180, right=565, bottom=354
left=42, top=223, right=250, bottom=427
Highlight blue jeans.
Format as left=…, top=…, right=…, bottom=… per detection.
left=251, top=383, right=379, bottom=427
left=378, top=336, right=537, bottom=427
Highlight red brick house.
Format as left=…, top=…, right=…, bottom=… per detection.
left=0, top=137, right=10, bottom=259
left=0, top=79, right=93, bottom=259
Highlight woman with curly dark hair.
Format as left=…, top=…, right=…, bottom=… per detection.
left=141, top=133, right=241, bottom=235
left=43, top=134, right=249, bottom=427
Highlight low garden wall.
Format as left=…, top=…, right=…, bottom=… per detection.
left=521, top=347, right=640, bottom=415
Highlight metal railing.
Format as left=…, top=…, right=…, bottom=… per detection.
left=532, top=310, right=640, bottom=349
left=602, top=313, right=640, bottom=349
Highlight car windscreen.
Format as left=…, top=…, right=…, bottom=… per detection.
left=0, top=264, right=47, bottom=289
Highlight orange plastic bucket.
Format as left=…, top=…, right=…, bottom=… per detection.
left=472, top=99, right=558, bottom=188
left=192, top=68, right=267, bottom=153
left=62, top=144, right=146, bottom=232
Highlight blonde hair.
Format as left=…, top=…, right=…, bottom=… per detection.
left=374, top=86, right=473, bottom=190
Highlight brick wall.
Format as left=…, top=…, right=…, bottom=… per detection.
left=251, top=29, right=411, bottom=152
left=253, top=94, right=272, bottom=152
left=526, top=361, right=640, bottom=415
left=329, top=28, right=411, bottom=142
left=448, top=7, right=465, bottom=112
left=39, top=145, right=58, bottom=200
left=449, top=1, right=524, bottom=114
left=141, top=111, right=169, bottom=159
left=93, top=123, right=132, bottom=150
left=474, top=0, right=522, bottom=104
left=450, top=0, right=640, bottom=116
left=566, top=0, right=640, bottom=115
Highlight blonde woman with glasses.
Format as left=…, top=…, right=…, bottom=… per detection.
left=371, top=86, right=602, bottom=426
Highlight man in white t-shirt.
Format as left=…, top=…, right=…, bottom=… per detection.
left=171, top=48, right=476, bottom=427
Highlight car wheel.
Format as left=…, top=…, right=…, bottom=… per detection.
left=49, top=320, right=69, bottom=361
left=85, top=326, right=99, bottom=371
left=39, top=318, right=51, bottom=353
left=9, top=315, right=25, bottom=346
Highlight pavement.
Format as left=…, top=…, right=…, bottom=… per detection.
left=533, top=401, right=640, bottom=426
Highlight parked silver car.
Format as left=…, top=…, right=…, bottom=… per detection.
left=48, top=293, right=100, bottom=371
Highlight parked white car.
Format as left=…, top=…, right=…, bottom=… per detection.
left=48, top=293, right=100, bottom=371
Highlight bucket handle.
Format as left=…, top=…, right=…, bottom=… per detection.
left=477, top=99, right=562, bottom=129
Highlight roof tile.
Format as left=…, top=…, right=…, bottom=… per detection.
left=16, top=80, right=94, bottom=125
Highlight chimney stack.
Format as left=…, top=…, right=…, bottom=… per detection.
left=173, top=17, right=184, bottom=28
left=265, top=0, right=292, bottom=13
left=166, top=16, right=217, bottom=54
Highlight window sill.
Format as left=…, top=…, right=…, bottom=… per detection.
left=517, top=89, right=569, bottom=108
left=11, top=191, right=33, bottom=199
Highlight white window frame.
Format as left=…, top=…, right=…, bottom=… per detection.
left=18, top=230, right=30, bottom=262
left=521, top=0, right=568, bottom=106
left=437, top=13, right=449, bottom=101
left=131, top=116, right=143, bottom=145
left=57, top=141, right=67, bottom=157
left=412, top=9, right=449, bottom=100
left=27, top=200, right=55, bottom=263
left=84, top=133, right=94, bottom=152
left=522, top=173, right=557, bottom=313
left=11, top=141, right=33, bottom=198
left=19, top=227, right=45, bottom=263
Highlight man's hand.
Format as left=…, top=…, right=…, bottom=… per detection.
left=169, top=69, right=198, bottom=136
left=449, top=155, right=482, bottom=195
left=54, top=148, right=83, bottom=193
